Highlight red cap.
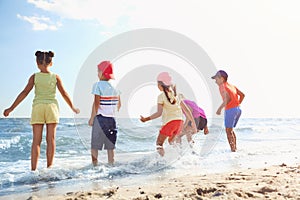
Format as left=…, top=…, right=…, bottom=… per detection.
left=97, top=61, right=114, bottom=80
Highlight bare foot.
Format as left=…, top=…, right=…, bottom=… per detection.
left=92, top=160, right=98, bottom=166
left=157, top=148, right=165, bottom=157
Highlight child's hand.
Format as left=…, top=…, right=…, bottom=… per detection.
left=88, top=118, right=94, bottom=126
left=140, top=115, right=150, bottom=122
left=72, top=107, right=80, bottom=114
left=216, top=108, right=222, bottom=115
left=204, top=126, right=209, bottom=135
left=3, top=108, right=13, bottom=117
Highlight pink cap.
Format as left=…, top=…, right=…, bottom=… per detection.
left=97, top=61, right=114, bottom=80
left=157, top=72, right=173, bottom=86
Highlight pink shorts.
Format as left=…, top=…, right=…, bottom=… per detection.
left=160, top=120, right=183, bottom=137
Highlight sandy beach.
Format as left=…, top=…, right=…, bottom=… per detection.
left=21, top=163, right=299, bottom=200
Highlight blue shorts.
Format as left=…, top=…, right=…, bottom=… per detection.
left=224, top=107, right=241, bottom=128
left=91, top=114, right=117, bottom=150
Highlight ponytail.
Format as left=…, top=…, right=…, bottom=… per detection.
left=158, top=81, right=177, bottom=104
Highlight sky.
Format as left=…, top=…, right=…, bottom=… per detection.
left=1, top=0, right=300, bottom=118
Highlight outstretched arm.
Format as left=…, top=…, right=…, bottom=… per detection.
left=140, top=103, right=163, bottom=122
left=56, top=75, right=80, bottom=114
left=3, top=75, right=35, bottom=117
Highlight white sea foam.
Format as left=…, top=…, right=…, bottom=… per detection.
left=0, top=136, right=21, bottom=150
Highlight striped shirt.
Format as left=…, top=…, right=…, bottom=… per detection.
left=92, top=81, right=120, bottom=117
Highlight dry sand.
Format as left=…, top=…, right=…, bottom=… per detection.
left=26, top=163, right=299, bottom=200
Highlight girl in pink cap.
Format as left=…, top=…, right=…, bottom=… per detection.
left=140, top=72, right=197, bottom=156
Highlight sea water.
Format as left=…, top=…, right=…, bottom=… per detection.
left=0, top=118, right=299, bottom=198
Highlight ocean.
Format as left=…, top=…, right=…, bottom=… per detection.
left=0, top=117, right=299, bottom=199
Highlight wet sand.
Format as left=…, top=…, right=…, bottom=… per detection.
left=23, top=163, right=300, bottom=200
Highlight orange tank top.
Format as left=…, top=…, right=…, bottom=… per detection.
left=219, top=82, right=239, bottom=110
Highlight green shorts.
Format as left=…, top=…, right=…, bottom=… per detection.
left=30, top=103, right=59, bottom=124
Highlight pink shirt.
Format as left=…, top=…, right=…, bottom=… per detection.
left=183, top=99, right=206, bottom=119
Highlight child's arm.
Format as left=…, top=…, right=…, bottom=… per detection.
left=3, top=75, right=34, bottom=117
left=180, top=101, right=197, bottom=133
left=237, top=88, right=245, bottom=104
left=88, top=101, right=97, bottom=126
left=183, top=104, right=192, bottom=129
left=93, top=95, right=101, bottom=114
left=140, top=103, right=163, bottom=122
left=56, top=75, right=80, bottom=114
left=88, top=95, right=101, bottom=126
left=117, top=96, right=121, bottom=111
left=216, top=91, right=230, bottom=115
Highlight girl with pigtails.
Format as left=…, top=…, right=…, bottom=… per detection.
left=140, top=72, right=197, bottom=156
left=3, top=51, right=80, bottom=170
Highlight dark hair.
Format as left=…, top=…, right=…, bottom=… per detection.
left=158, top=81, right=177, bottom=104
left=35, top=51, right=54, bottom=66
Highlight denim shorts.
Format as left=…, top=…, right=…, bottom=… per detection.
left=225, top=107, right=242, bottom=128
left=91, top=114, right=117, bottom=150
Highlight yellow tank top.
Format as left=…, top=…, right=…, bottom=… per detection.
left=33, top=72, right=58, bottom=106
left=157, top=93, right=183, bottom=125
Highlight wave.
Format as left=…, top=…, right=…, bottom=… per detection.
left=0, top=136, right=21, bottom=150
left=0, top=149, right=178, bottom=196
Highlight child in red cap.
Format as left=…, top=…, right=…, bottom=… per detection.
left=88, top=61, right=121, bottom=165
left=140, top=72, right=197, bottom=156
left=212, top=70, right=245, bottom=152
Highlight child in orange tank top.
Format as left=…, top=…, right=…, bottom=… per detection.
left=212, top=70, right=245, bottom=152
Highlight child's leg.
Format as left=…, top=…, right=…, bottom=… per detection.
left=224, top=108, right=240, bottom=152
left=225, top=128, right=236, bottom=152
left=107, top=149, right=114, bottom=164
left=174, top=128, right=186, bottom=144
left=186, top=131, right=193, bottom=143
left=175, top=135, right=182, bottom=144
left=46, top=123, right=57, bottom=168
left=156, top=134, right=167, bottom=156
left=91, top=149, right=98, bottom=166
left=183, top=125, right=194, bottom=143
left=232, top=129, right=237, bottom=150
left=31, top=124, right=44, bottom=171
